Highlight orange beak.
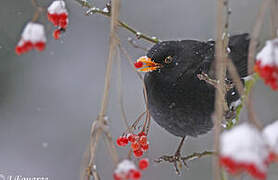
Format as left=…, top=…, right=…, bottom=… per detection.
left=134, top=56, right=162, bottom=72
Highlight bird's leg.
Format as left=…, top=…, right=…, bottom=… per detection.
left=155, top=137, right=215, bottom=175
left=155, top=137, right=186, bottom=175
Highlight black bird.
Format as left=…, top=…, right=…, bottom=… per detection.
left=135, top=33, right=250, bottom=172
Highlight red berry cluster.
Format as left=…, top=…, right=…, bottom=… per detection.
left=117, top=132, right=149, bottom=158
left=254, top=61, right=278, bottom=90
left=15, top=40, right=45, bottom=55
left=48, top=12, right=68, bottom=40
left=220, top=156, right=267, bottom=180
left=48, top=13, right=68, bottom=29
left=47, top=0, right=69, bottom=40
left=113, top=159, right=149, bottom=180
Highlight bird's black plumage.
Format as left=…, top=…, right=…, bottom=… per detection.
left=144, top=34, right=250, bottom=137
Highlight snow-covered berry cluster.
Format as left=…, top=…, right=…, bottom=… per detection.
left=255, top=38, right=278, bottom=90
left=15, top=22, right=46, bottom=55
left=220, top=121, right=278, bottom=180
left=113, top=159, right=149, bottom=180
left=263, top=121, right=278, bottom=163
left=117, top=132, right=149, bottom=158
left=15, top=1, right=69, bottom=55
left=47, top=0, right=69, bottom=40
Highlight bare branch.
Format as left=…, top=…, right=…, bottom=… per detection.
left=213, top=0, right=229, bottom=179
left=247, top=0, right=272, bottom=75
left=81, top=1, right=123, bottom=179
left=270, top=0, right=278, bottom=38
left=245, top=0, right=271, bottom=130
left=75, top=0, right=160, bottom=44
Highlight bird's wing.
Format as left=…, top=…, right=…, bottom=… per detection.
left=191, top=33, right=250, bottom=79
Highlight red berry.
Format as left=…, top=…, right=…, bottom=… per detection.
left=141, top=143, right=149, bottom=151
left=116, top=137, right=128, bottom=146
left=121, top=136, right=128, bottom=146
left=53, top=29, right=61, bottom=40
left=59, top=13, right=68, bottom=20
left=129, top=169, right=141, bottom=180
left=51, top=13, right=59, bottom=26
left=133, top=149, right=143, bottom=157
left=127, top=134, right=136, bottom=143
left=138, top=158, right=149, bottom=170
left=113, top=173, right=122, bottom=180
left=138, top=131, right=146, bottom=137
left=131, top=142, right=140, bottom=151
left=59, top=20, right=67, bottom=29
left=15, top=46, right=23, bottom=55
left=267, top=152, right=277, bottom=163
left=116, top=137, right=124, bottom=146
left=139, top=136, right=147, bottom=145
left=134, top=61, right=143, bottom=68
left=22, top=41, right=33, bottom=52
left=34, top=41, right=46, bottom=51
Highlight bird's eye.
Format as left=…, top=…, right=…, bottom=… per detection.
left=164, top=56, right=173, bottom=64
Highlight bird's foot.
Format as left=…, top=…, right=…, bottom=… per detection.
left=154, top=151, right=215, bottom=175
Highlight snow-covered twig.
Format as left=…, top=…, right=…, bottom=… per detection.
left=246, top=0, right=272, bottom=130
left=75, top=0, right=160, bottom=44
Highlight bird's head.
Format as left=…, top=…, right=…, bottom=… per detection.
left=134, top=41, right=190, bottom=81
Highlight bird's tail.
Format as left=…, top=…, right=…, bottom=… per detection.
left=228, top=33, right=250, bottom=78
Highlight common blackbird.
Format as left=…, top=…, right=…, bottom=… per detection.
left=135, top=34, right=250, bottom=171
left=136, top=33, right=249, bottom=137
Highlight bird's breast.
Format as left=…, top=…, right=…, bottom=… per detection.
left=144, top=72, right=215, bottom=137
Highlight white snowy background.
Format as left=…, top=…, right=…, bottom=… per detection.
left=0, top=0, right=277, bottom=179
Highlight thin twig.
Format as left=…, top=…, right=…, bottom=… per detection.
left=270, top=0, right=278, bottom=38
left=246, top=0, right=271, bottom=130
left=118, top=45, right=151, bottom=134
left=247, top=0, right=272, bottom=75
left=80, top=144, right=90, bottom=180
left=31, top=0, right=44, bottom=22
left=181, top=151, right=216, bottom=161
left=75, top=0, right=160, bottom=44
left=226, top=60, right=244, bottom=96
left=116, top=47, right=129, bottom=129
left=83, top=1, right=122, bottom=179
